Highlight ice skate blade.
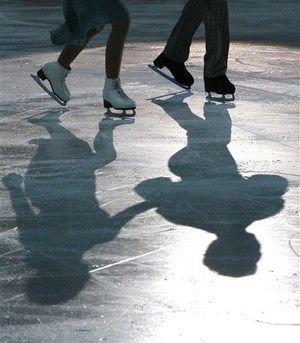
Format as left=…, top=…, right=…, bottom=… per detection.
left=31, top=74, right=67, bottom=107
left=148, top=64, right=192, bottom=90
left=104, top=113, right=135, bottom=124
left=105, top=108, right=136, bottom=118
left=206, top=92, right=235, bottom=103
left=103, top=100, right=136, bottom=117
left=105, top=107, right=136, bottom=118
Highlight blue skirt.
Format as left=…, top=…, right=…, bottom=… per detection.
left=50, top=0, right=129, bottom=47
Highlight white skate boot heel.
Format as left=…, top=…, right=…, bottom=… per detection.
left=103, top=78, right=136, bottom=116
left=31, top=61, right=71, bottom=106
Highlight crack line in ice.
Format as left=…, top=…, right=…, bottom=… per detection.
left=99, top=194, right=133, bottom=208
left=256, top=319, right=300, bottom=326
left=0, top=226, right=18, bottom=235
left=289, top=233, right=300, bottom=257
left=232, top=123, right=298, bottom=151
left=0, top=248, right=23, bottom=258
left=3, top=293, right=26, bottom=304
left=89, top=247, right=168, bottom=274
left=95, top=184, right=135, bottom=195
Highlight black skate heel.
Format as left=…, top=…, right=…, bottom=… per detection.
left=153, top=55, right=165, bottom=69
left=204, top=75, right=235, bottom=102
left=103, top=100, right=112, bottom=109
left=37, top=69, right=47, bottom=81
left=152, top=54, right=194, bottom=88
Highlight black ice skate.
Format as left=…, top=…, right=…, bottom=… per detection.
left=205, top=75, right=235, bottom=102
left=149, top=53, right=194, bottom=90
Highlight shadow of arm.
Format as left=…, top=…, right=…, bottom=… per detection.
left=112, top=201, right=153, bottom=230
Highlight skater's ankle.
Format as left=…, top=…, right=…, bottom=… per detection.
left=204, top=74, right=227, bottom=80
left=160, top=53, right=184, bottom=66
left=104, top=77, right=120, bottom=83
left=104, top=77, right=121, bottom=90
left=57, top=59, right=71, bottom=71
left=106, top=72, right=120, bottom=79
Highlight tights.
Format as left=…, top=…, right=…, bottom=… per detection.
left=57, top=17, right=130, bottom=79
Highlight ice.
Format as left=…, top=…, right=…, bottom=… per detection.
left=0, top=1, right=299, bottom=342
left=0, top=41, right=299, bottom=342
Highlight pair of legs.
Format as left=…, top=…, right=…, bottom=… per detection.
left=154, top=0, right=235, bottom=96
left=164, top=0, right=229, bottom=78
left=58, top=16, right=130, bottom=79
left=34, top=14, right=136, bottom=110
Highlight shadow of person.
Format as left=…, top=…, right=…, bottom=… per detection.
left=2, top=109, right=149, bottom=304
left=135, top=93, right=288, bottom=277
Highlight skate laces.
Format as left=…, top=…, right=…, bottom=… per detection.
left=61, top=71, right=70, bottom=94
left=113, top=80, right=132, bottom=101
left=117, top=87, right=131, bottom=100
left=61, top=78, right=69, bottom=93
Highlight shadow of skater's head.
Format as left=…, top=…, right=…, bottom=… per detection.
left=203, top=174, right=288, bottom=277
left=204, top=232, right=261, bottom=277
left=26, top=261, right=89, bottom=304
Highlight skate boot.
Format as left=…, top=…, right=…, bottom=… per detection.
left=152, top=53, right=194, bottom=89
left=31, top=61, right=71, bottom=106
left=204, top=74, right=235, bottom=102
left=103, top=78, right=136, bottom=115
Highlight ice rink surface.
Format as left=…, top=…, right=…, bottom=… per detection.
left=0, top=40, right=299, bottom=342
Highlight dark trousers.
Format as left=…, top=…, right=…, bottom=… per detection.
left=163, top=0, right=230, bottom=77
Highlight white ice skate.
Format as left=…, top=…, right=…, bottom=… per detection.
left=31, top=61, right=71, bottom=106
left=103, top=78, right=136, bottom=116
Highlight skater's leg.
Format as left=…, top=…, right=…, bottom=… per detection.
left=105, top=16, right=130, bottom=79
left=203, top=0, right=229, bottom=78
left=153, top=0, right=203, bottom=87
left=58, top=17, right=130, bottom=79
left=203, top=0, right=235, bottom=96
left=102, top=16, right=136, bottom=111
left=33, top=27, right=101, bottom=105
left=163, top=0, right=204, bottom=63
left=57, top=28, right=100, bottom=69
left=57, top=46, right=82, bottom=70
